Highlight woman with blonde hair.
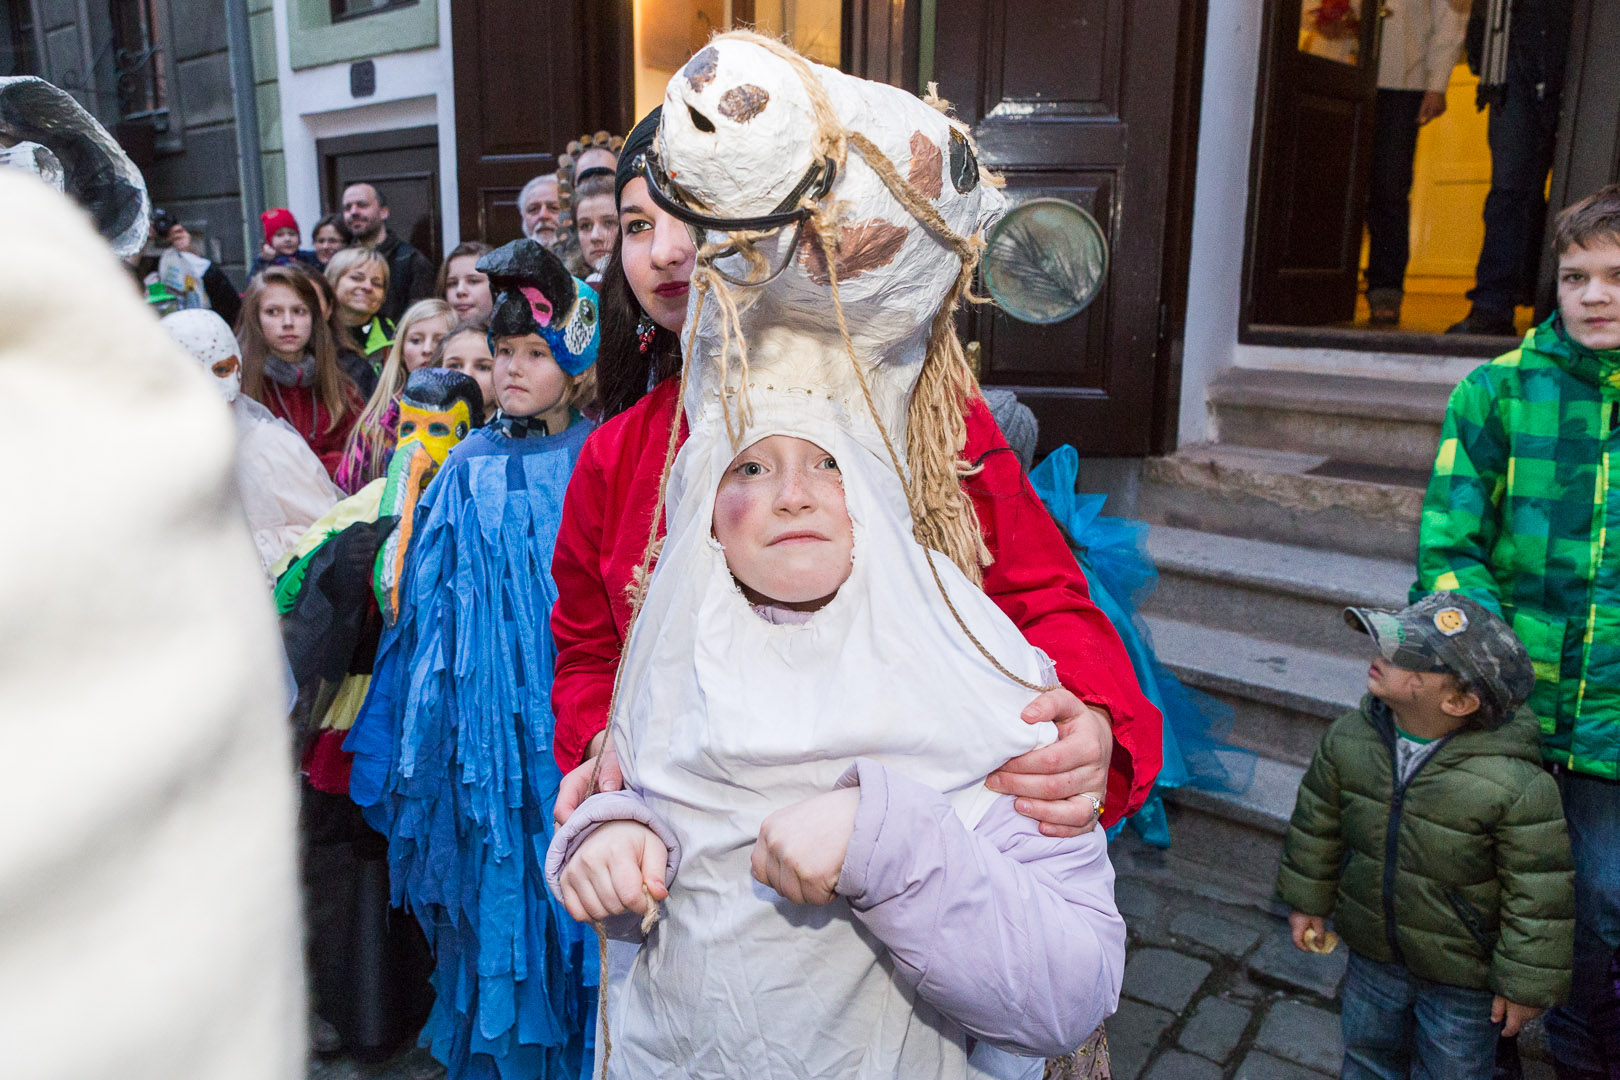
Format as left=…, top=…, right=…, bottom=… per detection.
left=325, top=246, right=393, bottom=398
left=334, top=297, right=452, bottom=493
left=237, top=264, right=363, bottom=478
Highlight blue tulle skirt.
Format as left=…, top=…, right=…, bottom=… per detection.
left=1029, top=445, right=1254, bottom=847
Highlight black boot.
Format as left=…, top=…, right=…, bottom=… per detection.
left=1446, top=307, right=1518, bottom=336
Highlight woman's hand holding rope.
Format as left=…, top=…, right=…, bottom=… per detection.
left=555, top=733, right=623, bottom=826
left=985, top=688, right=1113, bottom=838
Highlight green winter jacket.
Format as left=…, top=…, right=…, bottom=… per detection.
left=1417, top=314, right=1620, bottom=778
left=1277, top=697, right=1573, bottom=1008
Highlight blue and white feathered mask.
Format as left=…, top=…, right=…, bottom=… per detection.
left=478, top=238, right=600, bottom=375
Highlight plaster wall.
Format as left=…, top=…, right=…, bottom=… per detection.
left=269, top=0, right=459, bottom=253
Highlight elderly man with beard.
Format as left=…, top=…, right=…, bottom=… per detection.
left=340, top=182, right=434, bottom=324
left=518, top=172, right=562, bottom=245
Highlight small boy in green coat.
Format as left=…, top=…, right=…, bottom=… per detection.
left=1278, top=592, right=1573, bottom=1080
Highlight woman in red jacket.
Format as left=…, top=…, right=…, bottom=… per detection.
left=237, top=265, right=363, bottom=478
left=551, top=111, right=1161, bottom=837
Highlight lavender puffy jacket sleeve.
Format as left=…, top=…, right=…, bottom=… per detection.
left=546, top=761, right=1126, bottom=1056
left=835, top=758, right=1126, bottom=1057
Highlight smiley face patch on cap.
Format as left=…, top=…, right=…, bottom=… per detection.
left=1434, top=607, right=1468, bottom=636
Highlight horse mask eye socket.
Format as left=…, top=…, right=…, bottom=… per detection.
left=688, top=106, right=716, bottom=133
left=949, top=130, right=979, bottom=194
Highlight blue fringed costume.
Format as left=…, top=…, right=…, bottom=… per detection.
left=346, top=239, right=603, bottom=1080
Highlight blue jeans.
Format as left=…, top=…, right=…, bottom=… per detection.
left=1340, top=952, right=1499, bottom=1080
left=1545, top=770, right=1620, bottom=1073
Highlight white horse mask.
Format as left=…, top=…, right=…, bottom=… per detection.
left=653, top=33, right=1005, bottom=448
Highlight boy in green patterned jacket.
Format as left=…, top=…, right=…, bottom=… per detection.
left=1417, top=183, right=1620, bottom=1079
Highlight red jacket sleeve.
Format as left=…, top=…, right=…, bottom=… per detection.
left=962, top=398, right=1162, bottom=824
left=550, top=434, right=622, bottom=771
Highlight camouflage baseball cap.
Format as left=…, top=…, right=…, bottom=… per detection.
left=1343, top=592, right=1535, bottom=729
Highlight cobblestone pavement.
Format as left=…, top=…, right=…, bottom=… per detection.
left=308, top=1045, right=444, bottom=1079
left=305, top=829, right=1556, bottom=1079
left=1107, top=832, right=1556, bottom=1080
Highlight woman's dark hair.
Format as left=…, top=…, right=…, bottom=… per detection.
left=435, top=239, right=494, bottom=297
left=596, top=236, right=681, bottom=419
left=312, top=213, right=351, bottom=246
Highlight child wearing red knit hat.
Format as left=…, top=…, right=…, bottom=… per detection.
left=253, top=207, right=320, bottom=275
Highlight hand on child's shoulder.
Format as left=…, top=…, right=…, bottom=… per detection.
left=752, top=788, right=861, bottom=906
left=558, top=820, right=667, bottom=923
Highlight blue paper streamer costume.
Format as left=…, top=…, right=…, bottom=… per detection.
left=347, top=240, right=602, bottom=1080
left=1029, top=445, right=1254, bottom=847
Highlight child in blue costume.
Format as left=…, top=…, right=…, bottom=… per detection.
left=347, top=238, right=601, bottom=1080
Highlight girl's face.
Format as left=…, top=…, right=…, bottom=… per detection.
left=258, top=282, right=313, bottom=361
left=575, top=194, right=620, bottom=270
left=618, top=177, right=696, bottom=333
left=493, top=333, right=569, bottom=418
left=335, top=261, right=385, bottom=320
left=712, top=435, right=854, bottom=610
left=401, top=314, right=451, bottom=372
left=439, top=330, right=498, bottom=414
left=444, top=254, right=493, bottom=320
left=313, top=224, right=347, bottom=266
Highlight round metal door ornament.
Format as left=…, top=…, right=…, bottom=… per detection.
left=981, top=197, right=1109, bottom=325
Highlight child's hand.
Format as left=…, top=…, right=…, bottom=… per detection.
left=751, top=788, right=861, bottom=906
left=1289, top=911, right=1326, bottom=952
left=1492, top=997, right=1543, bottom=1037
left=557, top=820, right=667, bottom=923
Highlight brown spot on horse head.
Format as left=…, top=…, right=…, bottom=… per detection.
left=718, top=84, right=771, bottom=124
left=907, top=132, right=943, bottom=201
left=683, top=47, right=719, bottom=91
left=797, top=219, right=910, bottom=286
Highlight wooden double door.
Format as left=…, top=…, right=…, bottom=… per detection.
left=932, top=0, right=1197, bottom=456
left=449, top=0, right=633, bottom=245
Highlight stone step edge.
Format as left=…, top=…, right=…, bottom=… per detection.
left=1208, top=367, right=1454, bottom=425
left=1143, top=614, right=1365, bottom=722
left=1141, top=450, right=1426, bottom=522
left=1161, top=754, right=1306, bottom=837
left=1146, top=524, right=1412, bottom=611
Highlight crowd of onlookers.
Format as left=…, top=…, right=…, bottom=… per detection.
left=126, top=131, right=624, bottom=507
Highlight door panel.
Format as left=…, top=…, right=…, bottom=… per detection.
left=451, top=0, right=631, bottom=244
left=318, top=126, right=441, bottom=265
left=1245, top=0, right=1380, bottom=326
left=936, top=0, right=1184, bottom=456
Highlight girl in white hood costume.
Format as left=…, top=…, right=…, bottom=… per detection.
left=546, top=33, right=1124, bottom=1080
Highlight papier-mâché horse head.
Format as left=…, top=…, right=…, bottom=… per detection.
left=651, top=32, right=1005, bottom=443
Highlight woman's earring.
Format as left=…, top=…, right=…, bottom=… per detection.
left=636, top=314, right=656, bottom=355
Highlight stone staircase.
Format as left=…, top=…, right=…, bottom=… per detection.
left=1124, top=365, right=1456, bottom=902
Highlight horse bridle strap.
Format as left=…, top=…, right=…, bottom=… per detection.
left=639, top=151, right=838, bottom=233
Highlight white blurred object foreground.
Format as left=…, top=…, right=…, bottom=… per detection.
left=0, top=169, right=303, bottom=1079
